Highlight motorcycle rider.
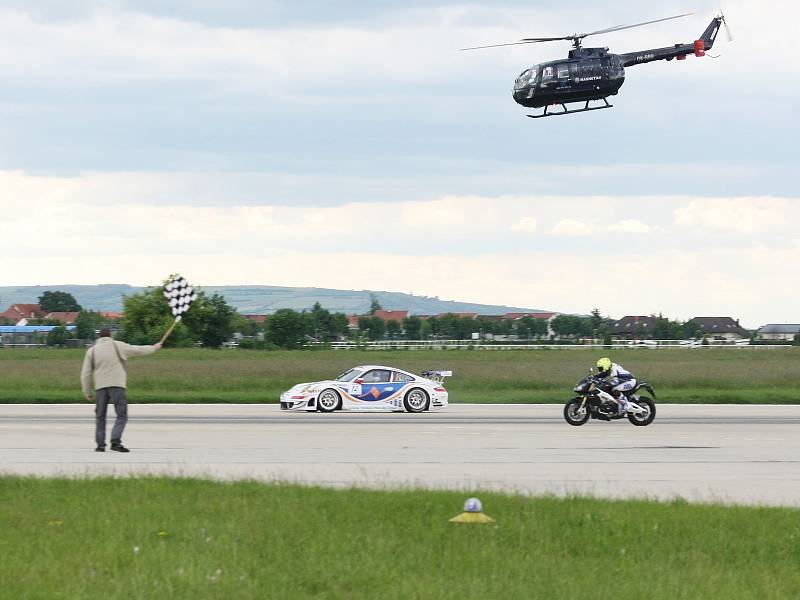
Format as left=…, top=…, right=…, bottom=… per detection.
left=595, top=357, right=641, bottom=414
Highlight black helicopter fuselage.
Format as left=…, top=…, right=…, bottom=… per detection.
left=512, top=16, right=723, bottom=110
left=513, top=47, right=624, bottom=109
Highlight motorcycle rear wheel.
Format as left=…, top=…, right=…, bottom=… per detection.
left=564, top=398, right=590, bottom=426
left=627, top=397, right=656, bottom=426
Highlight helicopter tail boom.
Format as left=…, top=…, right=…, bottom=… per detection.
left=619, top=16, right=724, bottom=67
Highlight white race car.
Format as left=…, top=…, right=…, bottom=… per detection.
left=280, top=365, right=451, bottom=413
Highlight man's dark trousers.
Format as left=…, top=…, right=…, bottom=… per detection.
left=95, top=387, right=128, bottom=446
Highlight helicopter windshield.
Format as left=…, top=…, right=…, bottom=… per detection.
left=514, top=65, right=538, bottom=89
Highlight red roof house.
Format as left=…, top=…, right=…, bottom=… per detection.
left=0, top=304, right=46, bottom=323
left=503, top=312, right=557, bottom=321
left=243, top=314, right=268, bottom=324
left=372, top=310, right=409, bottom=323
left=45, top=312, right=80, bottom=324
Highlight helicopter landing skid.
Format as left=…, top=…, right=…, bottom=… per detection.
left=528, top=98, right=613, bottom=119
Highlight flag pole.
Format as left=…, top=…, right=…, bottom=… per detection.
left=158, top=316, right=181, bottom=345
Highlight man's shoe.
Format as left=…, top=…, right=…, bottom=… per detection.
left=110, top=443, right=130, bottom=453
left=95, top=446, right=106, bottom=452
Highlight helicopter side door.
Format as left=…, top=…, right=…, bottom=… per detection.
left=573, top=59, right=603, bottom=89
left=555, top=62, right=574, bottom=90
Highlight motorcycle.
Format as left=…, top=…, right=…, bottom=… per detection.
left=563, top=372, right=656, bottom=426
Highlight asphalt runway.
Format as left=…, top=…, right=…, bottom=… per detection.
left=1, top=404, right=799, bottom=506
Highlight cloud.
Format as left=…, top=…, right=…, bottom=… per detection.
left=673, top=198, right=790, bottom=234
left=4, top=166, right=797, bottom=210
left=608, top=219, right=652, bottom=234
left=1, top=5, right=798, bottom=201
left=8, top=245, right=799, bottom=329
left=550, top=218, right=654, bottom=236
left=550, top=220, right=597, bottom=236
left=4, top=181, right=800, bottom=326
left=1, top=3, right=797, bottom=98
left=509, top=216, right=537, bottom=233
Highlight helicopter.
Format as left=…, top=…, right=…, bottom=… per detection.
left=461, top=13, right=731, bottom=118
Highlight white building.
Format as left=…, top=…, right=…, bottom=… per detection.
left=756, top=324, right=800, bottom=341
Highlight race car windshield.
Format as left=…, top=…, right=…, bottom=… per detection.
left=335, top=368, right=361, bottom=382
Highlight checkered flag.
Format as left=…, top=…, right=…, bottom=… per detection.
left=163, top=275, right=198, bottom=322
left=158, top=274, right=198, bottom=344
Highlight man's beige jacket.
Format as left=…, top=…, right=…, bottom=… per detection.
left=80, top=337, right=156, bottom=396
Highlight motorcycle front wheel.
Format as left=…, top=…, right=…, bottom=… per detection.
left=564, top=398, right=590, bottom=426
left=627, top=397, right=656, bottom=426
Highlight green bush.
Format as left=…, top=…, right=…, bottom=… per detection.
left=46, top=326, right=70, bottom=347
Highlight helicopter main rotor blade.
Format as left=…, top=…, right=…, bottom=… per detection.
left=460, top=12, right=693, bottom=51
left=518, top=36, right=573, bottom=42
left=579, top=12, right=693, bottom=39
left=459, top=38, right=564, bottom=51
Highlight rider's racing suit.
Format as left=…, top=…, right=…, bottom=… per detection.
left=601, top=363, right=637, bottom=413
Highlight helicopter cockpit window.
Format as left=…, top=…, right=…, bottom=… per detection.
left=541, top=66, right=554, bottom=80
left=557, top=64, right=570, bottom=79
left=515, top=68, right=534, bottom=89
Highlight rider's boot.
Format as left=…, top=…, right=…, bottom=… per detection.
left=613, top=390, right=628, bottom=415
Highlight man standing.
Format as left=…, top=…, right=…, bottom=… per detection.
left=80, top=328, right=162, bottom=452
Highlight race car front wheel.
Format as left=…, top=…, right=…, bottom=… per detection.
left=403, top=388, right=428, bottom=413
left=317, top=389, right=341, bottom=413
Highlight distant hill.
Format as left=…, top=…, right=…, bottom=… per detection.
left=0, top=285, right=552, bottom=316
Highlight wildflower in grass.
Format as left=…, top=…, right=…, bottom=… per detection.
left=47, top=520, right=63, bottom=526
left=133, top=546, right=141, bottom=556
left=157, top=530, right=169, bottom=538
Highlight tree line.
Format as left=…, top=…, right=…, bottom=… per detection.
left=11, top=289, right=794, bottom=350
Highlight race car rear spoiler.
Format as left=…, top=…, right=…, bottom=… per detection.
left=422, top=370, right=453, bottom=383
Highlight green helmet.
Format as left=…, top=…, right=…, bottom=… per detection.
left=596, top=357, right=612, bottom=372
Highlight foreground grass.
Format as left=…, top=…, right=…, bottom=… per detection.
left=1, top=347, right=799, bottom=404
left=1, top=477, right=798, bottom=599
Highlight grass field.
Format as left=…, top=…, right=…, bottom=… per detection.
left=1, top=347, right=798, bottom=404
left=1, top=477, right=798, bottom=599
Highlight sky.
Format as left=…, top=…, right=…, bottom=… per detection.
left=1, top=0, right=798, bottom=327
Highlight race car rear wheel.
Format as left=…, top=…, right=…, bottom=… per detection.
left=317, top=389, right=341, bottom=413
left=403, top=388, right=428, bottom=413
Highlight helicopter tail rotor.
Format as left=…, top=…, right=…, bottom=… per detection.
left=720, top=11, right=734, bottom=42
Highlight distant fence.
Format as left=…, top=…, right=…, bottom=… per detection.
left=315, top=340, right=794, bottom=351
left=0, top=343, right=47, bottom=349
